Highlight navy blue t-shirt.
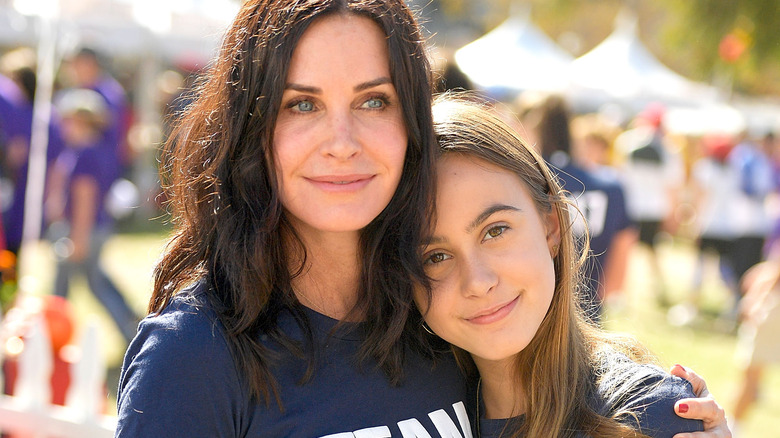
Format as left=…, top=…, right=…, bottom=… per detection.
left=116, top=280, right=471, bottom=437
left=552, top=159, right=633, bottom=319
left=477, top=352, right=703, bottom=438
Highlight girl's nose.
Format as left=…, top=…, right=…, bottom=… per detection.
left=460, top=254, right=498, bottom=298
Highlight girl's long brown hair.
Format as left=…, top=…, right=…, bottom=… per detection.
left=426, top=95, right=656, bottom=438
left=153, top=0, right=438, bottom=406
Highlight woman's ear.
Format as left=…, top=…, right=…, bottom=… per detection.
left=545, top=206, right=562, bottom=258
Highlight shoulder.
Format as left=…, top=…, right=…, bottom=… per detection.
left=116, top=281, right=248, bottom=436
left=595, top=351, right=703, bottom=437
left=120, top=281, right=235, bottom=376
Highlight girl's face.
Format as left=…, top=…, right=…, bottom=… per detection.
left=416, top=154, right=560, bottom=365
left=273, top=14, right=407, bottom=236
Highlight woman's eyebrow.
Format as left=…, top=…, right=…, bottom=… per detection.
left=284, top=83, right=320, bottom=93
left=354, top=77, right=392, bottom=92
left=466, top=204, right=519, bottom=233
left=284, top=77, right=392, bottom=94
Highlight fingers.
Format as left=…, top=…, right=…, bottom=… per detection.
left=674, top=398, right=722, bottom=422
left=670, top=364, right=709, bottom=397
left=673, top=398, right=731, bottom=438
left=670, top=365, right=731, bottom=437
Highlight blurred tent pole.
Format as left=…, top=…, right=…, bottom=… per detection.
left=18, top=0, right=61, bottom=296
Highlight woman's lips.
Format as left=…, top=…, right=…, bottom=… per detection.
left=466, top=296, right=519, bottom=325
left=307, top=174, right=375, bottom=192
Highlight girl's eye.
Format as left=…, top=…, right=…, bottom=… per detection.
left=362, top=97, right=386, bottom=109
left=423, top=252, right=451, bottom=265
left=295, top=100, right=314, bottom=112
left=484, top=225, right=508, bottom=241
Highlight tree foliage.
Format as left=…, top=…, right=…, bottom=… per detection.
left=434, top=0, right=780, bottom=96
left=659, top=0, right=780, bottom=95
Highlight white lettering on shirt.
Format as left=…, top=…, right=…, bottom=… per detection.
left=354, top=426, right=392, bottom=438
left=319, top=401, right=472, bottom=438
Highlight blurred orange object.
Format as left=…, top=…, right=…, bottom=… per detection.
left=2, top=294, right=76, bottom=406
left=42, top=295, right=75, bottom=353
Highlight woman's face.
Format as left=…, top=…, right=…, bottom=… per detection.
left=273, top=14, right=407, bottom=236
left=415, top=154, right=559, bottom=365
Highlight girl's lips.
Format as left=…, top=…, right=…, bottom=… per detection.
left=466, top=296, right=519, bottom=325
left=307, top=174, right=375, bottom=192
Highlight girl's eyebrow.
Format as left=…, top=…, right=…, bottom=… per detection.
left=284, top=77, right=392, bottom=94
left=421, top=204, right=520, bottom=246
left=466, top=204, right=520, bottom=233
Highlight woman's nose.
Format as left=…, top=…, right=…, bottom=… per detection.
left=321, top=110, right=360, bottom=160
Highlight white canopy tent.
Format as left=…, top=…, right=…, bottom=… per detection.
left=565, top=9, right=720, bottom=115
left=1, top=0, right=237, bottom=64
left=454, top=9, right=573, bottom=100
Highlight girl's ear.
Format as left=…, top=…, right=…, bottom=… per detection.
left=545, top=205, right=562, bottom=258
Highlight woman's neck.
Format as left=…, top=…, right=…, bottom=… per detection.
left=474, top=356, right=527, bottom=420
left=289, top=226, right=363, bottom=321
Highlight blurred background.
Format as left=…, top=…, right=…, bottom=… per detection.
left=0, top=0, right=778, bottom=437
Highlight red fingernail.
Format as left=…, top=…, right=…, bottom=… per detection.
left=674, top=364, right=683, bottom=369
left=678, top=403, right=689, bottom=413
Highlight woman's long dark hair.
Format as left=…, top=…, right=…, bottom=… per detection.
left=152, top=0, right=437, bottom=406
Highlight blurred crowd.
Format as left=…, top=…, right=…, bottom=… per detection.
left=0, top=45, right=197, bottom=406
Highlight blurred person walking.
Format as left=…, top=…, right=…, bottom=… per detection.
left=728, top=131, right=773, bottom=294
left=684, top=132, right=771, bottom=329
left=615, top=104, right=685, bottom=306
left=0, top=48, right=64, bottom=257
left=730, top=130, right=780, bottom=436
left=520, top=95, right=636, bottom=323
left=46, top=88, right=139, bottom=343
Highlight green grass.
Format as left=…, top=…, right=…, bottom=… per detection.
left=14, top=231, right=780, bottom=435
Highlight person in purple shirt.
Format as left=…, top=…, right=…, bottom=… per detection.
left=61, top=47, right=128, bottom=184
left=0, top=52, right=64, bottom=256
left=0, top=72, right=32, bottom=255
left=46, top=88, right=138, bottom=342
left=0, top=73, right=25, bottom=146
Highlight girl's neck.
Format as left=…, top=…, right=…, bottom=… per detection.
left=474, top=356, right=526, bottom=420
left=289, top=225, right=363, bottom=321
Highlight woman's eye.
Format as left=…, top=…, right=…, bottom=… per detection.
left=484, top=225, right=508, bottom=241
left=424, top=252, right=450, bottom=265
left=295, top=100, right=314, bottom=112
left=362, top=97, right=385, bottom=109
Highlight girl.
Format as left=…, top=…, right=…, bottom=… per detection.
left=414, top=96, right=713, bottom=438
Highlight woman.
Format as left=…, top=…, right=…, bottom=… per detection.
left=117, top=2, right=467, bottom=436
left=117, top=0, right=727, bottom=436
left=414, top=96, right=720, bottom=437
